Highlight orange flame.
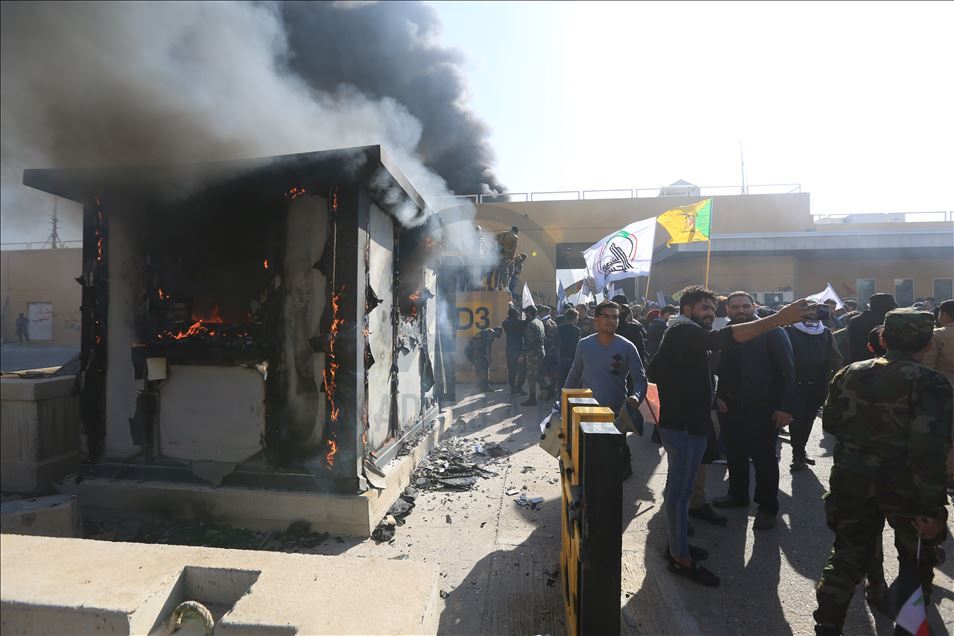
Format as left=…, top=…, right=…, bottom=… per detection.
left=263, top=259, right=269, bottom=270
left=332, top=188, right=338, bottom=213
left=284, top=186, right=306, bottom=201
left=322, top=287, right=345, bottom=423
left=158, top=288, right=168, bottom=300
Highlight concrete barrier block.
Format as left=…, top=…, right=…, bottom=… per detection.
left=0, top=494, right=78, bottom=538
left=1, top=535, right=441, bottom=635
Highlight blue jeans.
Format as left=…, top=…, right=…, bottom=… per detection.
left=659, top=427, right=708, bottom=560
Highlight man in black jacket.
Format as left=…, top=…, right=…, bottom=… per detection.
left=713, top=291, right=796, bottom=531
left=646, top=304, right=677, bottom=361
left=647, top=286, right=814, bottom=586
left=784, top=305, right=842, bottom=472
left=846, top=293, right=897, bottom=363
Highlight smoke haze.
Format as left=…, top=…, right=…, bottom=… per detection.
left=0, top=1, right=503, bottom=242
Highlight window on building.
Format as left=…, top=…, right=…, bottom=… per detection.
left=894, top=279, right=914, bottom=306
left=856, top=279, right=875, bottom=306
left=934, top=278, right=953, bottom=302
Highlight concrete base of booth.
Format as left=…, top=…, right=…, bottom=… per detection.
left=55, top=409, right=455, bottom=537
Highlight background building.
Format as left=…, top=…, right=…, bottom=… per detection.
left=470, top=186, right=953, bottom=307
left=1, top=247, right=81, bottom=346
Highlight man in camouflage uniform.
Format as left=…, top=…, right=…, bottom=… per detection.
left=466, top=327, right=502, bottom=392
left=814, top=309, right=953, bottom=635
left=539, top=305, right=560, bottom=400
left=520, top=305, right=546, bottom=406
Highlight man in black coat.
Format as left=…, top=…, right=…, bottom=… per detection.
left=846, top=293, right=897, bottom=363
left=784, top=305, right=843, bottom=472
left=713, top=291, right=796, bottom=531
left=646, top=304, right=677, bottom=361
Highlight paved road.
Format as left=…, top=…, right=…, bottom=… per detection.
left=317, top=383, right=952, bottom=635
left=0, top=343, right=79, bottom=373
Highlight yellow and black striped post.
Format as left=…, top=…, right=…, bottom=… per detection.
left=559, top=388, right=624, bottom=635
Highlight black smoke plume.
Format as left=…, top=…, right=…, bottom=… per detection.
left=0, top=1, right=502, bottom=241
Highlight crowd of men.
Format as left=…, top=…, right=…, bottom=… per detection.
left=465, top=287, right=953, bottom=635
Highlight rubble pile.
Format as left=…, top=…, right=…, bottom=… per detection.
left=410, top=435, right=506, bottom=491
left=371, top=434, right=511, bottom=543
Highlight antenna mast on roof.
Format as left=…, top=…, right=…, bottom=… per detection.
left=42, top=198, right=65, bottom=249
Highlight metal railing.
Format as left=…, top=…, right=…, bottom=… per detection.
left=459, top=183, right=802, bottom=204
left=812, top=210, right=953, bottom=224
left=0, top=240, right=82, bottom=251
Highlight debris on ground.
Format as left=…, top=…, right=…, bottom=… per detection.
left=371, top=487, right=418, bottom=543
left=409, top=435, right=504, bottom=492
left=514, top=493, right=545, bottom=510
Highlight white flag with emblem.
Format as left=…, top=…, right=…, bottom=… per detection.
left=582, top=217, right=656, bottom=293
left=806, top=282, right=845, bottom=310
left=522, top=282, right=536, bottom=310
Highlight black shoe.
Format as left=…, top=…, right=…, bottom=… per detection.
left=688, top=504, right=728, bottom=526
left=753, top=510, right=777, bottom=530
left=712, top=495, right=749, bottom=508
left=521, top=398, right=537, bottom=406
left=864, top=577, right=888, bottom=610
left=790, top=457, right=808, bottom=473
left=667, top=559, right=720, bottom=587
left=664, top=544, right=709, bottom=562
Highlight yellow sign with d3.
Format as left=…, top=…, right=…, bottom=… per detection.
left=454, top=290, right=512, bottom=384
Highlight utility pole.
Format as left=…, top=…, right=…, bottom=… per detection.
left=42, top=198, right=65, bottom=249
left=739, top=140, right=747, bottom=195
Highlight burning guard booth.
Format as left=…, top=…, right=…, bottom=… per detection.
left=23, top=146, right=444, bottom=534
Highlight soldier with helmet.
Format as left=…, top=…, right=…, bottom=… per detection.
left=814, top=309, right=953, bottom=635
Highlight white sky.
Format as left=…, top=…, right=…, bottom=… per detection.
left=432, top=0, right=954, bottom=214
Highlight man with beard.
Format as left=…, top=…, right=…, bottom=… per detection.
left=648, top=286, right=814, bottom=586
left=847, top=293, right=897, bottom=362
left=712, top=291, right=796, bottom=531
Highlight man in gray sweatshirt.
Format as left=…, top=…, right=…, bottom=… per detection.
left=563, top=300, right=647, bottom=478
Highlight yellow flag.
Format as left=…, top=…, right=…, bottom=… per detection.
left=657, top=199, right=712, bottom=247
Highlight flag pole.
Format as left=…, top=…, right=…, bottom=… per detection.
left=704, top=238, right=712, bottom=288
left=644, top=271, right=652, bottom=301
left=704, top=201, right=713, bottom=288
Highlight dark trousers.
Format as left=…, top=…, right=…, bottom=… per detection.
left=471, top=356, right=490, bottom=389
left=506, top=350, right=525, bottom=390
left=790, top=382, right=826, bottom=458
left=719, top=400, right=779, bottom=514
left=557, top=356, right=574, bottom=393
